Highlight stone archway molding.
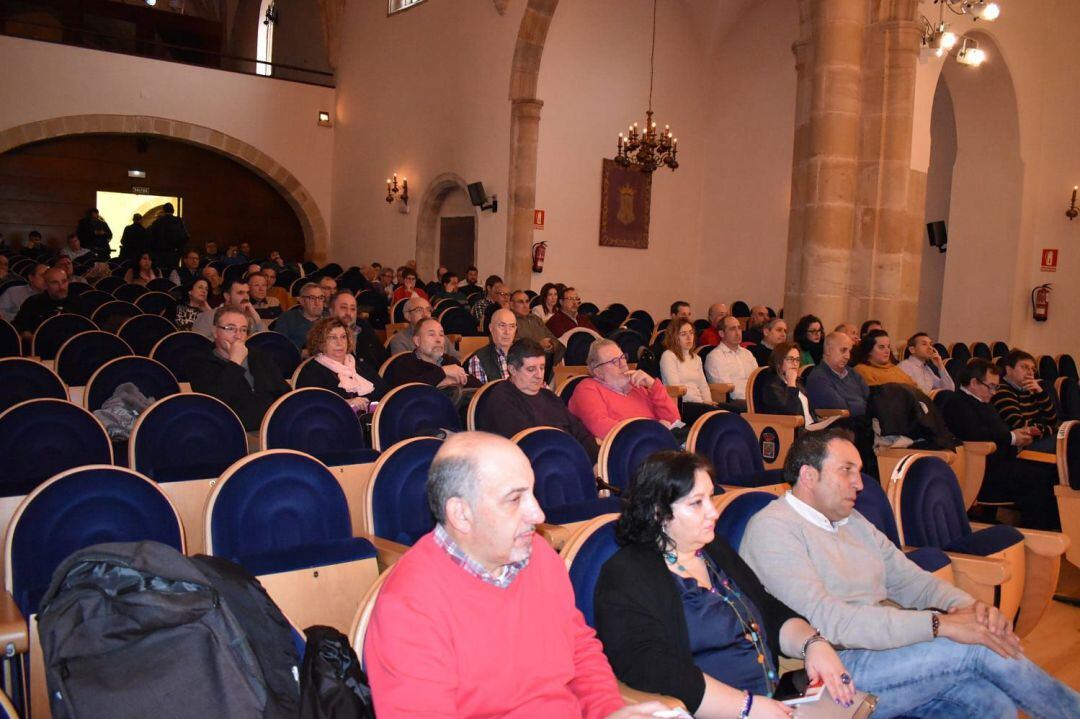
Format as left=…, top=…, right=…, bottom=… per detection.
left=415, top=172, right=478, bottom=280
left=0, top=114, right=329, bottom=261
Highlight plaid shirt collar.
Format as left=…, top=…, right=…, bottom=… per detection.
left=434, top=524, right=528, bottom=589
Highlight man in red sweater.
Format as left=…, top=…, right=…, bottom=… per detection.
left=364, top=432, right=666, bottom=719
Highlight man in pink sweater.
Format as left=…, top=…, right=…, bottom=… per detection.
left=364, top=432, right=666, bottom=719
left=568, top=338, right=681, bottom=440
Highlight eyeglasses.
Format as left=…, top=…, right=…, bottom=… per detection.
left=405, top=306, right=429, bottom=314
left=783, top=356, right=801, bottom=364
left=300, top=294, right=325, bottom=302
left=594, top=353, right=627, bottom=369
left=216, top=324, right=250, bottom=335
left=977, top=379, right=1000, bottom=392
left=807, top=328, right=823, bottom=336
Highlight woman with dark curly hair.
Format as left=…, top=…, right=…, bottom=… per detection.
left=792, top=315, right=824, bottom=366
left=594, top=451, right=853, bottom=718
left=295, top=317, right=387, bottom=412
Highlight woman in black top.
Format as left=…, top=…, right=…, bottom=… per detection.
left=756, top=342, right=814, bottom=423
left=295, top=317, right=387, bottom=410
left=792, top=315, right=824, bottom=366
left=594, top=451, right=852, bottom=717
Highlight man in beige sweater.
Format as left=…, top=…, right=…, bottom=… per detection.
left=740, top=429, right=1080, bottom=719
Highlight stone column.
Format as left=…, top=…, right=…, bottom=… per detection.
left=783, top=30, right=813, bottom=319
left=505, top=98, right=543, bottom=290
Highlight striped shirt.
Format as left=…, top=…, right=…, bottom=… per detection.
left=991, top=379, right=1057, bottom=437
left=433, top=524, right=528, bottom=589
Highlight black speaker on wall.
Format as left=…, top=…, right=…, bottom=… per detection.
left=927, top=220, right=947, bottom=253
left=467, top=182, right=498, bottom=213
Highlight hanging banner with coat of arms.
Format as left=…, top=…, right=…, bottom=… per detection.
left=599, top=158, right=651, bottom=249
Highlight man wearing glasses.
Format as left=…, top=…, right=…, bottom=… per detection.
left=545, top=286, right=596, bottom=337
left=941, top=358, right=1059, bottom=529
left=188, top=304, right=290, bottom=430
left=568, top=338, right=680, bottom=441
left=388, top=296, right=460, bottom=358
left=191, top=278, right=266, bottom=340
left=273, top=281, right=326, bottom=350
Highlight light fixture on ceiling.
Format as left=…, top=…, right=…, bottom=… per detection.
left=317, top=111, right=331, bottom=127
left=145, top=0, right=156, bottom=6
left=127, top=169, right=147, bottom=179
left=956, top=38, right=987, bottom=66
left=921, top=1, right=1000, bottom=65
left=614, top=0, right=678, bottom=173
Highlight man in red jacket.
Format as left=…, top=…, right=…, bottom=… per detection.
left=364, top=432, right=667, bottom=719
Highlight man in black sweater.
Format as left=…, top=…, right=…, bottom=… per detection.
left=941, top=358, right=1059, bottom=529
left=13, top=267, right=84, bottom=338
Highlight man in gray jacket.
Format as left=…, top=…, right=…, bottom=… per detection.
left=740, top=429, right=1079, bottom=719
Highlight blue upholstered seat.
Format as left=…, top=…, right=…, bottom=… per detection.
left=565, top=517, right=620, bottom=628
left=130, top=393, right=247, bottom=482
left=390, top=299, right=407, bottom=324
left=897, top=456, right=1023, bottom=556
left=0, top=319, right=19, bottom=358
left=1061, top=421, right=1080, bottom=490
left=146, top=278, right=177, bottom=293
left=562, top=330, right=596, bottom=366
left=54, top=330, right=132, bottom=386
left=6, top=465, right=183, bottom=618
left=77, top=289, right=113, bottom=316
left=607, top=328, right=647, bottom=364
left=369, top=437, right=441, bottom=546
left=1059, top=353, right=1079, bottom=382
left=246, top=331, right=302, bottom=379
left=579, top=302, right=599, bottom=316
left=90, top=300, right=142, bottom=333
left=135, top=290, right=178, bottom=318
left=31, top=313, right=96, bottom=361
left=1038, top=355, right=1058, bottom=384
left=150, top=331, right=213, bottom=382
left=604, top=303, right=629, bottom=325
left=0, top=399, right=112, bottom=497
left=93, top=275, right=124, bottom=294
left=599, top=418, right=680, bottom=493
left=438, top=305, right=476, bottom=336
left=0, top=358, right=66, bottom=413
left=515, top=427, right=622, bottom=525
left=371, top=383, right=460, bottom=451
left=854, top=473, right=951, bottom=574
left=990, top=341, right=1008, bottom=359
left=688, top=411, right=786, bottom=488
left=262, top=388, right=378, bottom=465
left=118, top=313, right=176, bottom=356
left=715, top=491, right=775, bottom=551
left=208, top=451, right=375, bottom=575
left=949, top=343, right=971, bottom=364
left=730, top=301, right=750, bottom=318
left=113, top=283, right=149, bottom=303
left=555, top=375, right=588, bottom=405
left=970, top=342, right=992, bottom=361
left=84, top=356, right=180, bottom=412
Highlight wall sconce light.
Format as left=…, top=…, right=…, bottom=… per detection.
left=956, top=38, right=986, bottom=66
left=386, top=173, right=408, bottom=207
left=317, top=111, right=332, bottom=128
left=1067, top=186, right=1078, bottom=221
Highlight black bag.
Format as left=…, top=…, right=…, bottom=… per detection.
left=299, top=625, right=375, bottom=719
left=38, top=541, right=301, bottom=719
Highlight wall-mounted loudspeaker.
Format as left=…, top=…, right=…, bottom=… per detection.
left=926, top=220, right=947, bottom=253
left=467, top=182, right=497, bottom=213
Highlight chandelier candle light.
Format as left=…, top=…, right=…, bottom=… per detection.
left=615, top=0, right=678, bottom=173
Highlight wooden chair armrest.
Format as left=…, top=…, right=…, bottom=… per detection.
left=744, top=413, right=805, bottom=428
left=0, top=591, right=28, bottom=655
left=708, top=383, right=733, bottom=403
left=446, top=333, right=462, bottom=345
left=816, top=409, right=850, bottom=418
left=944, top=552, right=1010, bottom=605
left=1017, top=449, right=1056, bottom=464
left=360, top=534, right=410, bottom=572
left=536, top=523, right=574, bottom=552
left=961, top=441, right=996, bottom=458
left=666, top=385, right=688, bottom=399
left=970, top=523, right=1070, bottom=557
left=618, top=682, right=687, bottom=710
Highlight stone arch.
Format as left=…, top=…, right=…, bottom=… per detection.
left=0, top=114, right=329, bottom=261
left=505, top=0, right=559, bottom=291
left=415, top=172, right=479, bottom=280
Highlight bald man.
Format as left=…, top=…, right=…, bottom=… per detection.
left=696, top=302, right=729, bottom=347
left=466, top=307, right=517, bottom=384
left=743, top=304, right=770, bottom=345
left=13, top=266, right=84, bottom=337
left=806, top=332, right=869, bottom=417
left=365, top=432, right=664, bottom=719
left=388, top=295, right=459, bottom=359
left=835, top=323, right=861, bottom=346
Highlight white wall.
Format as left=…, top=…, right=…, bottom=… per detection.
left=0, top=35, right=335, bottom=240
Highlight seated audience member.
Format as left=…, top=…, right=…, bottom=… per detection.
left=695, top=303, right=728, bottom=347
left=20, top=230, right=48, bottom=260
left=568, top=338, right=680, bottom=440
left=193, top=278, right=266, bottom=339
left=471, top=274, right=504, bottom=323
left=835, top=322, right=860, bottom=346
left=898, top=332, right=954, bottom=394
left=272, top=282, right=325, bottom=349
left=317, top=276, right=338, bottom=305
left=479, top=282, right=511, bottom=334
left=703, top=315, right=757, bottom=409
left=749, top=317, right=788, bottom=367
left=942, top=359, right=1059, bottom=529
left=0, top=262, right=46, bottom=322
left=792, top=314, right=825, bottom=366
left=202, top=265, right=224, bottom=307
left=805, top=332, right=869, bottom=416
left=851, top=330, right=913, bottom=387
left=432, top=271, right=468, bottom=305
left=295, top=317, right=387, bottom=412
left=124, top=252, right=161, bottom=286
left=858, top=319, right=883, bottom=339
left=742, top=305, right=770, bottom=345
left=373, top=266, right=396, bottom=300
left=52, top=255, right=84, bottom=283
left=391, top=267, right=427, bottom=304
left=510, top=290, right=566, bottom=369
left=13, top=267, right=84, bottom=337
left=756, top=343, right=815, bottom=422
left=595, top=451, right=853, bottom=717
left=458, top=265, right=482, bottom=297
left=741, top=429, right=1080, bottom=719
left=169, top=250, right=203, bottom=288
left=383, top=317, right=480, bottom=390
left=202, top=241, right=223, bottom=264
left=221, top=244, right=244, bottom=267
left=992, top=349, right=1058, bottom=446
left=237, top=241, right=251, bottom=264
left=188, top=304, right=290, bottom=431
left=659, top=318, right=717, bottom=425
left=175, top=277, right=212, bottom=331
left=546, top=285, right=597, bottom=337
left=475, top=338, right=598, bottom=463
left=466, top=308, right=516, bottom=384
left=532, top=282, right=560, bottom=323
left=669, top=300, right=692, bottom=324
left=387, top=296, right=458, bottom=358
left=260, top=265, right=293, bottom=310
left=61, top=233, right=92, bottom=261
left=328, top=290, right=388, bottom=369
left=247, top=272, right=282, bottom=321
left=365, top=432, right=664, bottom=719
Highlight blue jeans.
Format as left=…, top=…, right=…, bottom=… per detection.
left=839, top=638, right=1080, bottom=719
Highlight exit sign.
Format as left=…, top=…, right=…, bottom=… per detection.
left=131, top=186, right=150, bottom=194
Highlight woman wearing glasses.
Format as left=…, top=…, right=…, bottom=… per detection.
left=792, top=315, right=824, bottom=367
left=756, top=343, right=815, bottom=424
left=296, top=317, right=387, bottom=413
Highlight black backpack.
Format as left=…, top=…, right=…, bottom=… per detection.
left=299, top=626, right=375, bottom=719
left=38, top=541, right=301, bottom=719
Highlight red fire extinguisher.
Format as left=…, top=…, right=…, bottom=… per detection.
left=1031, top=283, right=1052, bottom=322
left=532, top=241, right=548, bottom=273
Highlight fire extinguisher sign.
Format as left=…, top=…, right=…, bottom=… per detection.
left=533, top=209, right=545, bottom=229
left=1041, top=249, right=1058, bottom=272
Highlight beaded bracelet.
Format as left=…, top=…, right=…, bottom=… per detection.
left=931, top=612, right=940, bottom=638
left=739, top=692, right=754, bottom=719
left=801, top=630, right=829, bottom=660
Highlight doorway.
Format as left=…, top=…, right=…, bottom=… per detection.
left=96, top=191, right=181, bottom=256
left=440, top=216, right=476, bottom=276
